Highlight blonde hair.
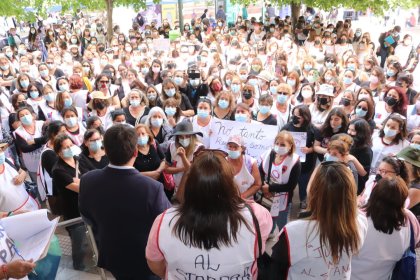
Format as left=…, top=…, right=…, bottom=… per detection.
left=274, top=131, right=296, bottom=155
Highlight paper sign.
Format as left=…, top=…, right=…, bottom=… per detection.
left=290, top=132, right=307, bottom=162
left=1, top=209, right=59, bottom=261
left=209, top=119, right=278, bottom=164
left=152, top=38, right=171, bottom=51
left=271, top=192, right=288, bottom=217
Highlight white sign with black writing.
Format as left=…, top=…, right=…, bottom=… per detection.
left=290, top=132, right=307, bottom=162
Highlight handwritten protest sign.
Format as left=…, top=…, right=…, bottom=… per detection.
left=290, top=132, right=307, bottom=162
left=210, top=119, right=277, bottom=162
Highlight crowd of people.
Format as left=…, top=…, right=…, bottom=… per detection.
left=0, top=6, right=419, bottom=279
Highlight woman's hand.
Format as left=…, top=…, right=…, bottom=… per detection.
left=26, top=139, right=35, bottom=145
left=12, top=171, right=26, bottom=186
left=6, top=259, right=36, bottom=279
left=176, top=147, right=186, bottom=157
left=301, top=147, right=312, bottom=154
left=262, top=183, right=270, bottom=195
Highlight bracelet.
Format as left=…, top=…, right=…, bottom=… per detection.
left=1, top=264, right=8, bottom=279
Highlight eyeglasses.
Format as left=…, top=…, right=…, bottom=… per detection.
left=277, top=92, right=289, bottom=95
left=356, top=106, right=367, bottom=111
left=378, top=169, right=396, bottom=175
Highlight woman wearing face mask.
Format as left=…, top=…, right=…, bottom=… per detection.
left=53, top=90, right=84, bottom=122
left=123, top=89, right=150, bottom=127
left=0, top=56, right=16, bottom=90
left=52, top=134, right=94, bottom=271
left=285, top=71, right=300, bottom=96
left=351, top=98, right=376, bottom=132
left=225, top=135, right=261, bottom=199
left=249, top=57, right=263, bottom=76
left=62, top=107, right=86, bottom=147
left=134, top=123, right=168, bottom=192
left=213, top=91, right=235, bottom=120
left=145, top=59, right=163, bottom=86
left=254, top=94, right=277, bottom=125
left=36, top=63, right=56, bottom=88
left=338, top=89, right=356, bottom=117
left=165, top=120, right=203, bottom=192
left=300, top=56, right=316, bottom=82
left=144, top=107, right=172, bottom=151
left=233, top=103, right=254, bottom=123
left=158, top=79, right=194, bottom=117
left=294, top=83, right=315, bottom=106
left=406, top=94, right=420, bottom=131
left=358, top=156, right=409, bottom=207
left=240, top=84, right=257, bottom=111
left=374, top=87, right=407, bottom=128
left=348, top=118, right=373, bottom=193
left=273, top=83, right=293, bottom=129
left=190, top=98, right=213, bottom=148
left=309, top=84, right=335, bottom=128
left=163, top=97, right=184, bottom=128
left=88, top=91, right=115, bottom=130
left=36, top=84, right=56, bottom=122
left=260, top=131, right=301, bottom=230
left=25, top=83, right=44, bottom=116
left=281, top=105, right=317, bottom=209
left=394, top=34, right=414, bottom=69
left=371, top=114, right=409, bottom=175
left=82, top=129, right=108, bottom=169
left=15, top=73, right=31, bottom=95
left=227, top=75, right=242, bottom=102
left=314, top=107, right=349, bottom=159
left=385, top=61, right=402, bottom=86
left=335, top=34, right=353, bottom=58
left=308, top=35, right=325, bottom=65
left=341, top=69, right=359, bottom=93
left=14, top=107, right=46, bottom=182
left=207, top=76, right=224, bottom=101
left=144, top=85, right=159, bottom=107
left=94, top=73, right=121, bottom=109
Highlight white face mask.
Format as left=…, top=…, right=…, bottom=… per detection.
left=179, top=138, right=190, bottom=148
left=273, top=145, right=289, bottom=156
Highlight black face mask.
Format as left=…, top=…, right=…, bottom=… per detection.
left=292, top=115, right=300, bottom=125
left=98, top=46, right=105, bottom=52
left=340, top=98, right=351, bottom=107
left=95, top=101, right=106, bottom=110
left=385, top=96, right=398, bottom=106
left=243, top=91, right=252, bottom=100
left=375, top=174, right=382, bottom=182
left=318, top=97, right=329, bottom=105
left=18, top=101, right=27, bottom=108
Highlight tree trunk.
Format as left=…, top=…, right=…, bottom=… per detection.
left=105, top=0, right=113, bottom=43
left=291, top=3, right=301, bottom=30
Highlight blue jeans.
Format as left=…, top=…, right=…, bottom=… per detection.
left=273, top=203, right=291, bottom=232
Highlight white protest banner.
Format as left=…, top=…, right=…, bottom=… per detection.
left=152, top=38, right=170, bottom=51
left=210, top=119, right=277, bottom=162
left=289, top=131, right=307, bottom=162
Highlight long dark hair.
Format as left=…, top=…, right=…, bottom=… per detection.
left=173, top=151, right=251, bottom=250
left=349, top=118, right=372, bottom=148
left=321, top=107, right=349, bottom=138
left=364, top=177, right=408, bottom=234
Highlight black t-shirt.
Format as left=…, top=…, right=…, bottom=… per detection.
left=134, top=143, right=164, bottom=182
left=281, top=122, right=317, bottom=172
left=350, top=145, right=373, bottom=194
left=86, top=154, right=109, bottom=170
left=52, top=154, right=94, bottom=220
left=123, top=106, right=150, bottom=126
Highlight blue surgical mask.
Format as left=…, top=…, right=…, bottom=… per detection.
left=259, top=105, right=271, bottom=114
left=151, top=118, right=163, bottom=127
left=65, top=117, right=78, bottom=127
left=239, top=74, right=247, bottom=80
left=387, top=70, right=395, bottom=77
left=343, top=77, right=352, bottom=85
left=190, top=79, right=200, bottom=87
left=39, top=70, right=49, bottom=77
left=248, top=79, right=258, bottom=86
left=228, top=150, right=241, bottom=159
left=231, top=84, right=240, bottom=93
left=44, top=93, right=55, bottom=102
left=179, top=138, right=190, bottom=148
left=355, top=108, right=367, bottom=117
left=307, top=76, right=316, bottom=84
left=130, top=99, right=141, bottom=107
left=347, top=64, right=356, bottom=71
left=165, top=107, right=176, bottom=116
left=89, top=140, right=102, bottom=152
left=287, top=79, right=296, bottom=87
left=20, top=80, right=29, bottom=88
left=270, top=86, right=277, bottom=95
left=62, top=147, right=74, bottom=159
left=325, top=62, right=335, bottom=69
left=225, top=79, right=232, bottom=86
left=20, top=114, right=33, bottom=126
left=324, top=153, right=339, bottom=162
left=165, top=88, right=176, bottom=97
left=64, top=98, right=73, bottom=108
left=410, top=143, right=420, bottom=150
left=141, top=67, right=149, bottom=75
left=235, top=113, right=247, bottom=122
left=0, top=152, right=5, bottom=165
left=304, top=64, right=312, bottom=71
left=197, top=109, right=209, bottom=119
left=384, top=127, right=398, bottom=138
left=30, top=91, right=39, bottom=99
left=59, top=84, right=69, bottom=92
left=174, top=77, right=183, bottom=86
left=218, top=99, right=229, bottom=109
left=137, top=135, right=149, bottom=146
left=277, top=94, right=288, bottom=104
